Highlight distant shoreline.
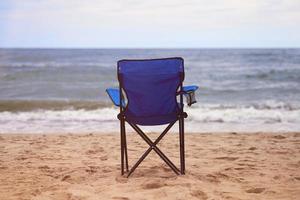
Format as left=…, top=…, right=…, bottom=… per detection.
left=1, top=47, right=300, bottom=50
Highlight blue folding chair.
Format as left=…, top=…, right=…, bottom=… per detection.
left=106, top=57, right=198, bottom=177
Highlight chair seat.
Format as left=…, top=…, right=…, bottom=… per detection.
left=125, top=112, right=178, bottom=126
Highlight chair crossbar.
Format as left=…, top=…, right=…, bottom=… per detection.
left=126, top=121, right=179, bottom=177
left=130, top=123, right=180, bottom=175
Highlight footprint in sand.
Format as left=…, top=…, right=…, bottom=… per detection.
left=86, top=167, right=97, bottom=174
left=190, top=190, right=208, bottom=200
left=215, top=157, right=239, bottom=161
left=38, top=165, right=52, bottom=174
left=234, top=167, right=244, bottom=170
left=56, top=141, right=65, bottom=145
left=61, top=175, right=71, bottom=181
left=205, top=174, right=220, bottom=183
left=246, top=188, right=265, bottom=193
left=273, top=175, right=281, bottom=180
left=248, top=147, right=257, bottom=150
left=141, top=181, right=165, bottom=189
left=293, top=133, right=300, bottom=137
left=102, top=168, right=112, bottom=173
left=38, top=165, right=50, bottom=170
left=115, top=176, right=128, bottom=183
left=214, top=172, right=229, bottom=179
left=0, top=166, right=8, bottom=170
left=294, top=177, right=300, bottom=181
left=273, top=135, right=286, bottom=139
left=16, top=156, right=28, bottom=161
left=100, top=156, right=108, bottom=161
left=33, top=191, right=72, bottom=200
left=112, top=197, right=130, bottom=200
left=86, top=147, right=104, bottom=155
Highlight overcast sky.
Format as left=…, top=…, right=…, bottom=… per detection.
left=1, top=0, right=300, bottom=48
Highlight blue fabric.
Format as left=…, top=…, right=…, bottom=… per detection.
left=118, top=58, right=184, bottom=75
left=106, top=88, right=125, bottom=107
left=183, top=85, right=198, bottom=92
left=118, top=58, right=184, bottom=125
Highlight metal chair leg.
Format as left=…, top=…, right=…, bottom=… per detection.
left=179, top=117, right=185, bottom=174
left=123, top=124, right=129, bottom=172
left=182, top=117, right=185, bottom=174
left=120, top=119, right=124, bottom=175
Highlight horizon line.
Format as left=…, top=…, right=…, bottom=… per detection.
left=1, top=47, right=300, bottom=50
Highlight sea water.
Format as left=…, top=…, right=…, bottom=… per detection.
left=0, top=48, right=300, bottom=133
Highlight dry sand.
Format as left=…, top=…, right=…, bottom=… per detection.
left=0, top=132, right=299, bottom=200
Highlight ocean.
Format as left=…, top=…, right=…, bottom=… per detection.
left=0, top=48, right=300, bottom=133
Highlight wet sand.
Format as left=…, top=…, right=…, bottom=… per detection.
left=0, top=132, right=299, bottom=200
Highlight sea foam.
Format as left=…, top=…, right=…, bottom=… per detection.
left=0, top=102, right=299, bottom=134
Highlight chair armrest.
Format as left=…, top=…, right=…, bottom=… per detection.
left=182, top=85, right=199, bottom=106
left=105, top=88, right=125, bottom=107
left=183, top=85, right=198, bottom=93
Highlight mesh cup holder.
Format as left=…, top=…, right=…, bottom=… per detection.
left=184, top=91, right=197, bottom=106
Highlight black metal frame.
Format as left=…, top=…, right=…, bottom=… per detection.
left=117, top=57, right=187, bottom=177
left=118, top=85, right=186, bottom=177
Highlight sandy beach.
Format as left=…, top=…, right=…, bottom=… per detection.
left=0, top=132, right=299, bottom=200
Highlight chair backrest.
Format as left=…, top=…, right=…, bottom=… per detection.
left=118, top=57, right=184, bottom=125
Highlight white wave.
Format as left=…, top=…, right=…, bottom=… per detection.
left=0, top=62, right=108, bottom=68
left=185, top=104, right=300, bottom=124
left=0, top=102, right=300, bottom=134
left=0, top=108, right=119, bottom=133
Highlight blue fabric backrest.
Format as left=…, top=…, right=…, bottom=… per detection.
left=118, top=58, right=184, bottom=125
